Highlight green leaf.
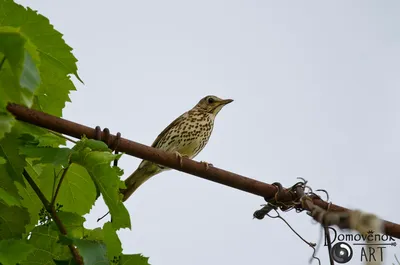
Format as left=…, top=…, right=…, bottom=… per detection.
left=0, top=59, right=34, bottom=108
left=0, top=202, right=29, bottom=239
left=0, top=0, right=80, bottom=118
left=0, top=239, right=35, bottom=265
left=0, top=111, right=15, bottom=140
left=19, top=146, right=72, bottom=167
left=0, top=1, right=81, bottom=81
left=34, top=163, right=57, bottom=201
left=59, top=236, right=110, bottom=265
left=0, top=156, right=6, bottom=164
left=0, top=186, right=21, bottom=206
left=19, top=163, right=96, bottom=218
left=0, top=150, right=22, bottom=206
left=33, top=58, right=77, bottom=117
left=72, top=145, right=130, bottom=229
left=0, top=27, right=41, bottom=91
left=0, top=132, right=26, bottom=186
left=47, top=163, right=96, bottom=215
left=103, top=222, right=122, bottom=260
left=73, top=137, right=111, bottom=152
left=50, top=211, right=85, bottom=238
left=37, top=133, right=67, bottom=147
left=71, top=138, right=129, bottom=229
left=60, top=163, right=97, bottom=215
left=23, top=225, right=71, bottom=265
left=18, top=130, right=66, bottom=149
left=119, top=254, right=150, bottom=265
left=54, top=259, right=79, bottom=265
left=74, top=239, right=110, bottom=265
left=16, top=162, right=44, bottom=233
left=85, top=228, right=104, bottom=241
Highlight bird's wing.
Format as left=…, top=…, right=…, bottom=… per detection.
left=151, top=112, right=188, bottom=148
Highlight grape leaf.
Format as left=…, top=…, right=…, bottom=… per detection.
left=119, top=254, right=150, bottom=265
left=0, top=26, right=40, bottom=139
left=0, top=132, right=26, bottom=186
left=16, top=163, right=43, bottom=233
left=18, top=130, right=66, bottom=150
left=53, top=259, right=78, bottom=265
left=19, top=146, right=72, bottom=167
left=73, top=151, right=130, bottom=229
left=37, top=133, right=67, bottom=147
left=0, top=0, right=80, bottom=118
left=0, top=239, right=34, bottom=265
left=60, top=236, right=110, bottom=265
left=0, top=155, right=21, bottom=206
left=83, top=223, right=122, bottom=260
left=0, top=27, right=41, bottom=91
left=73, top=137, right=111, bottom=152
left=34, top=57, right=76, bottom=117
left=19, top=163, right=97, bottom=217
left=22, top=225, right=70, bottom=265
left=0, top=186, right=21, bottom=206
left=50, top=211, right=85, bottom=238
left=0, top=111, right=15, bottom=140
left=0, top=202, right=30, bottom=239
left=103, top=222, right=122, bottom=260
left=0, top=0, right=81, bottom=81
left=71, top=139, right=130, bottom=229
left=45, top=163, right=96, bottom=215
left=74, top=239, right=109, bottom=265
left=0, top=61, right=33, bottom=108
left=84, top=228, right=104, bottom=241
left=0, top=58, right=34, bottom=108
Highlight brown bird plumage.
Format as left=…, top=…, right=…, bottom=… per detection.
left=121, top=95, right=233, bottom=201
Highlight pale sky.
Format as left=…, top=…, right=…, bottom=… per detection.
left=17, top=1, right=400, bottom=264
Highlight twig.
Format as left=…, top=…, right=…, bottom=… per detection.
left=266, top=209, right=320, bottom=265
left=267, top=209, right=315, bottom=248
left=51, top=168, right=62, bottom=205
left=51, top=165, right=70, bottom=207
left=324, top=226, right=334, bottom=265
left=0, top=56, right=6, bottom=71
left=23, top=170, right=83, bottom=265
left=48, top=130, right=77, bottom=144
left=97, top=211, right=110, bottom=222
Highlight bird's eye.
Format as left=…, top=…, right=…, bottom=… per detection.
left=207, top=97, right=215, bottom=104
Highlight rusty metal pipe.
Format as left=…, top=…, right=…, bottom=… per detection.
left=6, top=103, right=400, bottom=239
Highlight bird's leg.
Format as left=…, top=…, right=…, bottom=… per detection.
left=174, top=151, right=188, bottom=167
left=200, top=161, right=213, bottom=171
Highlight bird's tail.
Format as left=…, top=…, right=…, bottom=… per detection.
left=121, top=161, right=161, bottom=201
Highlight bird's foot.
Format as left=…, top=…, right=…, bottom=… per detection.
left=200, top=161, right=213, bottom=171
left=174, top=151, right=188, bottom=167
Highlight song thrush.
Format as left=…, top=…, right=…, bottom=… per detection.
left=122, top=95, right=233, bottom=201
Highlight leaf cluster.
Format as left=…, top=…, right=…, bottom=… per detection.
left=0, top=1, right=149, bottom=264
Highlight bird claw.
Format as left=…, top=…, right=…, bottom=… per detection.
left=200, top=161, right=213, bottom=171
left=174, top=151, right=187, bottom=167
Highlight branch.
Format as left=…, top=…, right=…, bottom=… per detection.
left=22, top=170, right=83, bottom=265
left=8, top=103, right=400, bottom=240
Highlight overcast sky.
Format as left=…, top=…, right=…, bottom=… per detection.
left=17, top=1, right=400, bottom=264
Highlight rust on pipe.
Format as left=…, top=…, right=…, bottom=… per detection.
left=6, top=103, right=400, bottom=239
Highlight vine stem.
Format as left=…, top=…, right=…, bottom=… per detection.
left=0, top=56, right=6, bottom=71
left=48, top=130, right=77, bottom=144
left=51, top=165, right=70, bottom=207
left=23, top=170, right=83, bottom=265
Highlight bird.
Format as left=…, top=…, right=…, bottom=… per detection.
left=121, top=95, right=233, bottom=201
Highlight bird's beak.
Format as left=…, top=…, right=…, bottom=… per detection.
left=220, top=99, right=234, bottom=105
